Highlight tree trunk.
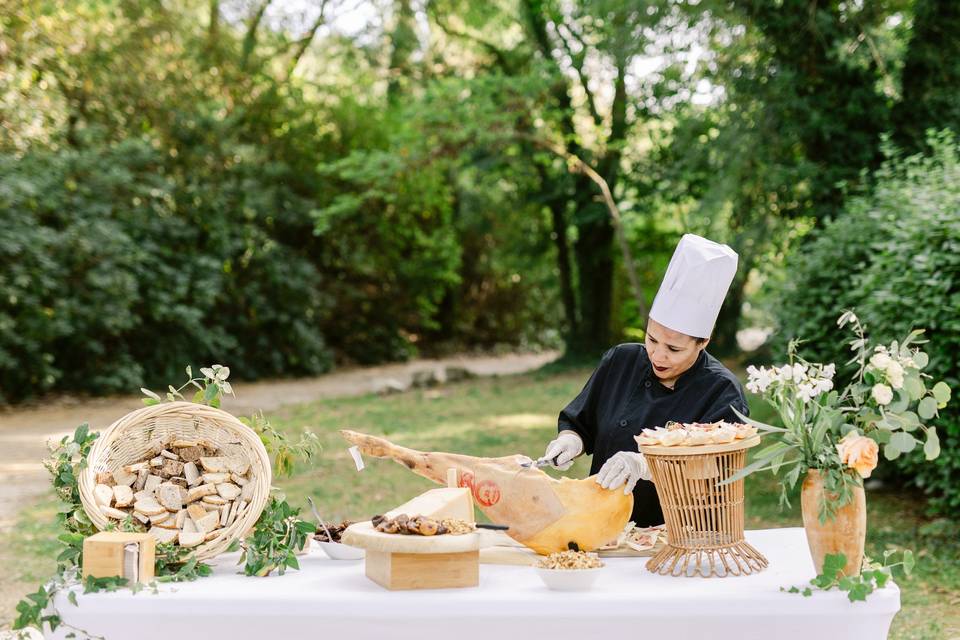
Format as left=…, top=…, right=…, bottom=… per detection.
left=569, top=205, right=615, bottom=357
left=540, top=168, right=578, bottom=340
left=709, top=271, right=745, bottom=357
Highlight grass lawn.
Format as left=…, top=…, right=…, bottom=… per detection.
left=1, top=367, right=956, bottom=638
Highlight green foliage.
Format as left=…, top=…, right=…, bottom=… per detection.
left=239, top=496, right=315, bottom=577
left=772, top=133, right=960, bottom=516
left=783, top=549, right=914, bottom=603
left=44, top=424, right=101, bottom=571
left=152, top=543, right=214, bottom=583
left=242, top=412, right=320, bottom=478
left=0, top=140, right=334, bottom=403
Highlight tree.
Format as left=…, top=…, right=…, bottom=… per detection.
left=894, top=0, right=960, bottom=153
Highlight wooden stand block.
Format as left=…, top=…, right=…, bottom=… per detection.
left=82, top=532, right=155, bottom=583
left=365, top=549, right=479, bottom=590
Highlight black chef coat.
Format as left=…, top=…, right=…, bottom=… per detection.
left=557, top=342, right=749, bottom=526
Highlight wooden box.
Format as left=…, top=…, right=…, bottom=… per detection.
left=82, top=532, right=156, bottom=583
left=365, top=549, right=479, bottom=590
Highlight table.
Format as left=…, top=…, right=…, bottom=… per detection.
left=51, top=528, right=900, bottom=640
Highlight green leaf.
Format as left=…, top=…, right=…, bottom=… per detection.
left=822, top=553, right=847, bottom=580
left=67, top=590, right=78, bottom=607
left=847, top=581, right=872, bottom=602
left=904, top=377, right=925, bottom=401
left=913, top=351, right=929, bottom=369
left=295, top=520, right=316, bottom=535
left=876, top=416, right=898, bottom=431
left=202, top=384, right=219, bottom=405
left=802, top=587, right=813, bottom=597
left=918, top=396, right=938, bottom=420
left=74, top=423, right=89, bottom=444
left=903, top=550, right=915, bottom=575
left=718, top=443, right=796, bottom=486
left=889, top=432, right=917, bottom=454
left=26, top=586, right=48, bottom=606
left=932, top=381, right=951, bottom=406
left=898, top=411, right=921, bottom=432
left=888, top=390, right=909, bottom=414
left=732, top=407, right=788, bottom=432
left=811, top=574, right=834, bottom=589
left=923, top=428, right=940, bottom=460
left=883, top=441, right=902, bottom=461
left=141, top=388, right=162, bottom=402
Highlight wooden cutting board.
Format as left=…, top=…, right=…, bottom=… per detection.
left=477, top=531, right=662, bottom=565
left=341, top=521, right=483, bottom=554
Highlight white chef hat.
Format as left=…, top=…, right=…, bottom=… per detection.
left=648, top=234, right=738, bottom=339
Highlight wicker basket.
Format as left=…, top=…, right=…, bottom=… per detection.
left=79, top=401, right=272, bottom=561
left=641, top=435, right=768, bottom=578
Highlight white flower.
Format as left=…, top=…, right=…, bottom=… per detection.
left=779, top=364, right=794, bottom=381
left=872, top=383, right=894, bottom=406
left=746, top=365, right=775, bottom=394
left=796, top=382, right=818, bottom=403
left=885, top=361, right=905, bottom=389
left=792, top=363, right=807, bottom=381
left=822, top=363, right=836, bottom=380
left=889, top=372, right=904, bottom=389
left=814, top=378, right=834, bottom=395
left=870, top=352, right=892, bottom=370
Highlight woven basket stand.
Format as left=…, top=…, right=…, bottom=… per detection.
left=642, top=436, right=768, bottom=577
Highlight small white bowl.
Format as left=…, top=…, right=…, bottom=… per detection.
left=534, top=566, right=603, bottom=591
left=317, top=540, right=365, bottom=560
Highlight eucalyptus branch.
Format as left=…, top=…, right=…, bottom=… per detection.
left=141, top=364, right=234, bottom=408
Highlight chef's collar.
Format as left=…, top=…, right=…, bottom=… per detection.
left=647, top=349, right=706, bottom=392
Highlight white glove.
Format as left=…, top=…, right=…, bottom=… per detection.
left=596, top=451, right=652, bottom=495
left=540, top=431, right=583, bottom=471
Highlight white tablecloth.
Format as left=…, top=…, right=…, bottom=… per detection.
left=51, top=528, right=899, bottom=640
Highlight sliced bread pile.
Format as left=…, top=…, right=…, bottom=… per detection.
left=92, top=438, right=257, bottom=548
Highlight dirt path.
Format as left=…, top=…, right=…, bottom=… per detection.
left=0, top=351, right=558, bottom=532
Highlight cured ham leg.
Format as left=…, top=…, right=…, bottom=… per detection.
left=341, top=430, right=633, bottom=555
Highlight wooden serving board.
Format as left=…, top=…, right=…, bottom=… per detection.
left=477, top=531, right=662, bottom=566
left=341, top=521, right=483, bottom=554
left=638, top=434, right=761, bottom=456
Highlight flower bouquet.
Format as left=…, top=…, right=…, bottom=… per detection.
left=728, top=311, right=951, bottom=576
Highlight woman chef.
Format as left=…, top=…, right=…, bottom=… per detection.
left=538, top=234, right=749, bottom=527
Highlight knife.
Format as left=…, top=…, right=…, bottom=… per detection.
left=520, top=455, right=560, bottom=470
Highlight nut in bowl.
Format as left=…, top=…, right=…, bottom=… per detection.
left=534, top=550, right=604, bottom=591
left=313, top=520, right=365, bottom=560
